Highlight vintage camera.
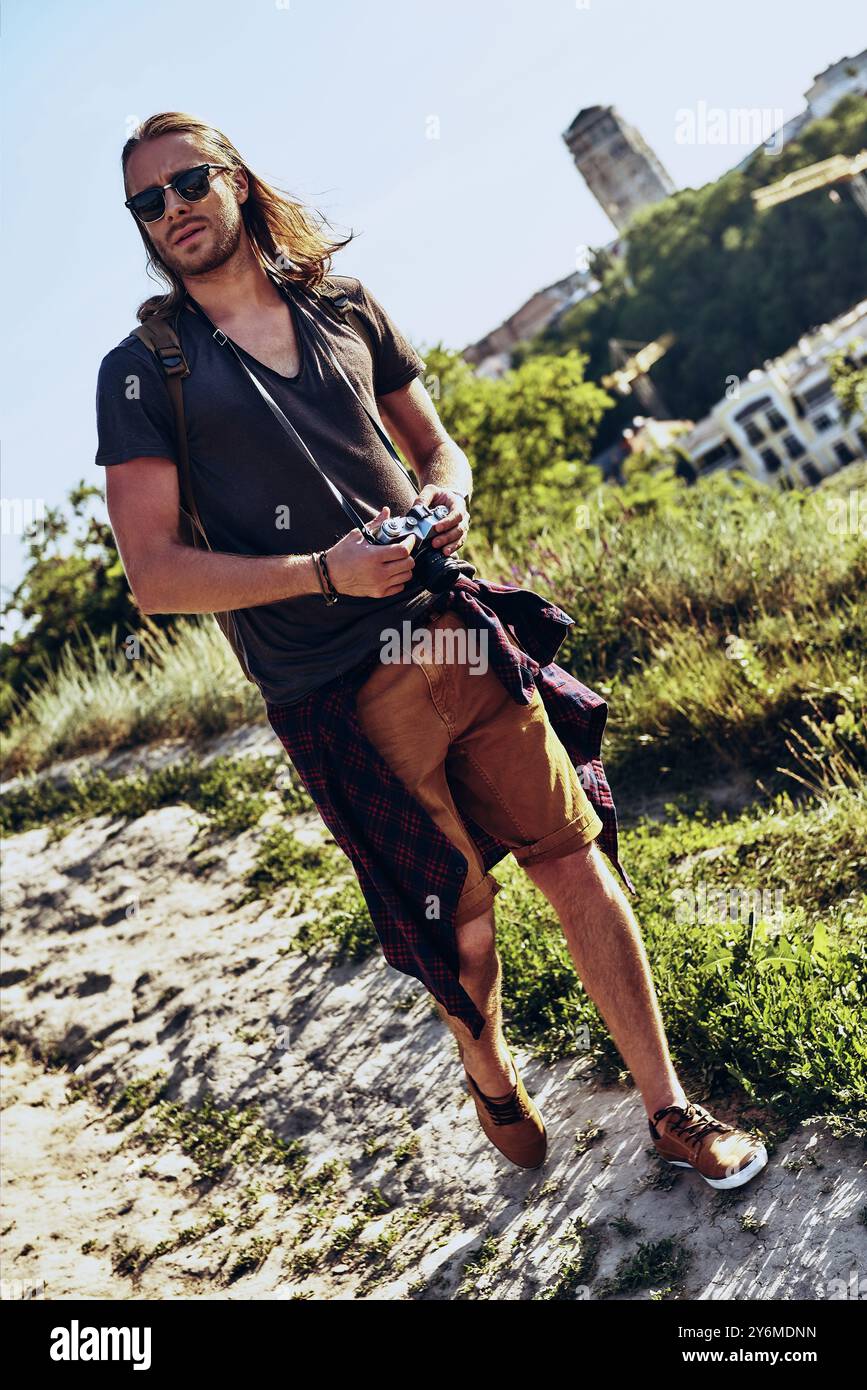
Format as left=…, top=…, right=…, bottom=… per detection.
left=371, top=502, right=465, bottom=593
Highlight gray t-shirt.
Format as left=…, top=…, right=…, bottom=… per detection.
left=94, top=274, right=442, bottom=704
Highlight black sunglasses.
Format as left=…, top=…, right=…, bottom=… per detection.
left=124, top=163, right=229, bottom=223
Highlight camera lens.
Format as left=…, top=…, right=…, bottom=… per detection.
left=415, top=546, right=463, bottom=593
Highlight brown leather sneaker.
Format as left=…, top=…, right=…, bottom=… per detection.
left=649, top=1101, right=768, bottom=1190
left=458, top=1041, right=547, bottom=1170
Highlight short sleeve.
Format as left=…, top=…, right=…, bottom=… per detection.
left=356, top=281, right=426, bottom=396
left=94, top=340, right=178, bottom=467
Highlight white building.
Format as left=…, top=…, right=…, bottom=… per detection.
left=735, top=49, right=867, bottom=170
left=682, top=300, right=867, bottom=486
left=805, top=51, right=867, bottom=119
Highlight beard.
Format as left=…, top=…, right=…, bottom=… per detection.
left=160, top=204, right=245, bottom=280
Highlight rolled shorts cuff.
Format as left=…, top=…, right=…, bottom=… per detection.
left=511, top=804, right=604, bottom=867
left=454, top=871, right=502, bottom=926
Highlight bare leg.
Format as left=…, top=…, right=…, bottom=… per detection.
left=523, top=840, right=688, bottom=1119
left=434, top=906, right=517, bottom=1096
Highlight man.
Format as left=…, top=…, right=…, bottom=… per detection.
left=95, top=112, right=768, bottom=1191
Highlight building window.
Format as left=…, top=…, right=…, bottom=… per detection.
left=699, top=441, right=740, bottom=469
left=783, top=433, right=806, bottom=459
left=803, top=380, right=833, bottom=409
left=834, top=441, right=855, bottom=465
left=801, top=461, right=823, bottom=486
left=813, top=412, right=834, bottom=432
left=766, top=407, right=787, bottom=432
left=744, top=421, right=765, bottom=445
left=760, top=448, right=781, bottom=472
left=734, top=395, right=771, bottom=424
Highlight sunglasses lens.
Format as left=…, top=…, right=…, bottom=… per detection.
left=131, top=190, right=165, bottom=222
left=175, top=167, right=211, bottom=202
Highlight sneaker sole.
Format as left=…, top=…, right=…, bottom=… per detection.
left=664, top=1144, right=769, bottom=1189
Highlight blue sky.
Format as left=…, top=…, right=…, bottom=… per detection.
left=2, top=0, right=864, bottom=620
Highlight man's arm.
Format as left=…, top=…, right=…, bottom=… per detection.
left=377, top=377, right=472, bottom=554
left=106, top=457, right=324, bottom=614
left=378, top=376, right=472, bottom=495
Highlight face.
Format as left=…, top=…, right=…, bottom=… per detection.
left=124, top=132, right=248, bottom=280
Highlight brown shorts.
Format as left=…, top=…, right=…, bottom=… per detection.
left=354, top=609, right=603, bottom=926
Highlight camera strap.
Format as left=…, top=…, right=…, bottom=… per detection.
left=291, top=286, right=421, bottom=488
left=183, top=275, right=424, bottom=545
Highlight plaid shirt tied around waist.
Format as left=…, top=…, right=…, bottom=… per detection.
left=264, top=574, right=637, bottom=1039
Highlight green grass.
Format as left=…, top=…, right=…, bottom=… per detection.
left=110, top=1071, right=308, bottom=1186
left=288, top=878, right=380, bottom=961
left=457, top=1233, right=501, bottom=1297
left=595, top=1236, right=691, bottom=1300
left=241, top=824, right=336, bottom=903
left=533, top=1220, right=602, bottom=1300
left=1, top=613, right=263, bottom=778
left=470, top=463, right=867, bottom=792
left=224, top=1236, right=276, bottom=1284
left=0, top=752, right=311, bottom=839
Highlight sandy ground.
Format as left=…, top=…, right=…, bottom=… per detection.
left=2, top=726, right=865, bottom=1301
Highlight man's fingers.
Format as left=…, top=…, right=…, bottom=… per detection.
left=431, top=528, right=461, bottom=548
left=381, top=566, right=414, bottom=585
left=379, top=539, right=416, bottom=561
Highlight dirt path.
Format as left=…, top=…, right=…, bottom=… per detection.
left=2, top=729, right=865, bottom=1301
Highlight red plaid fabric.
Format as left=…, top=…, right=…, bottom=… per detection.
left=265, top=574, right=636, bottom=1039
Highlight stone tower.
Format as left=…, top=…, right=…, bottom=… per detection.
left=563, top=105, right=676, bottom=231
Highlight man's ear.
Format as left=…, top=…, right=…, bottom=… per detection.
left=231, top=166, right=249, bottom=205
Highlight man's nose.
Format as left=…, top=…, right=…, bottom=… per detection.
left=164, top=184, right=194, bottom=216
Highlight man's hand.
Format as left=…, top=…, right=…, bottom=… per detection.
left=325, top=506, right=416, bottom=598
left=411, top=484, right=470, bottom=556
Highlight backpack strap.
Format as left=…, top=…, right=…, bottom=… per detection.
left=130, top=310, right=258, bottom=687
left=131, top=313, right=203, bottom=543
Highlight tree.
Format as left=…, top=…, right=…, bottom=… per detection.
left=418, top=344, right=612, bottom=541
left=0, top=482, right=159, bottom=722
left=829, top=338, right=867, bottom=425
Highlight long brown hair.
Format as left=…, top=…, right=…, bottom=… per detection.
left=121, top=112, right=355, bottom=322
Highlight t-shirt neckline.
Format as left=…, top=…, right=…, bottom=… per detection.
left=183, top=277, right=307, bottom=386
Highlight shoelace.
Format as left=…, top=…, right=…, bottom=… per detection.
left=458, top=1044, right=529, bottom=1126
left=474, top=1084, right=527, bottom=1126
left=654, top=1102, right=732, bottom=1148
